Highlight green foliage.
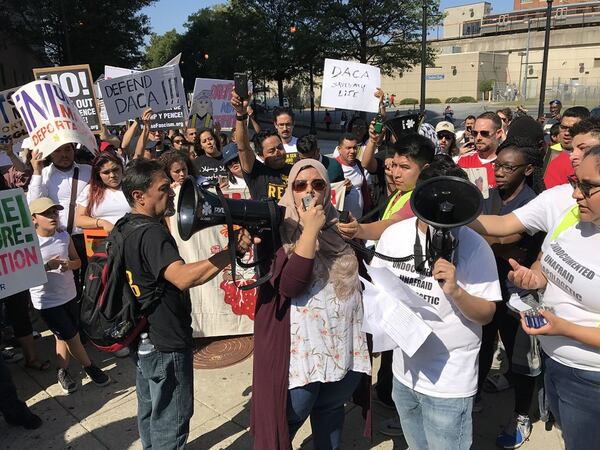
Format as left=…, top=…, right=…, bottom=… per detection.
left=400, top=98, right=419, bottom=105
left=0, top=0, right=156, bottom=77
left=445, top=97, right=459, bottom=103
left=478, top=79, right=494, bottom=93
left=458, top=96, right=477, bottom=103
left=425, top=98, right=441, bottom=104
left=143, top=30, right=181, bottom=69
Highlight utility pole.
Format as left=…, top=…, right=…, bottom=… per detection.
left=420, top=1, right=427, bottom=113
left=538, top=0, right=554, bottom=117
left=523, top=19, right=532, bottom=101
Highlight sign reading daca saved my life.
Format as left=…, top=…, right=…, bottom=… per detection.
left=0, top=189, right=46, bottom=299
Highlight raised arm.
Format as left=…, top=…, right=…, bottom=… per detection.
left=469, top=212, right=526, bottom=237
left=231, top=91, right=256, bottom=174
left=133, top=108, right=153, bottom=160
left=27, top=150, right=49, bottom=202
left=361, top=121, right=382, bottom=174
left=120, top=119, right=139, bottom=154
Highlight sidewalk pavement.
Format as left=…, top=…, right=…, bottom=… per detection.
left=2, top=329, right=565, bottom=450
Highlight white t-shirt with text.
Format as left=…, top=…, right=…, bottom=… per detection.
left=371, top=218, right=502, bottom=398
left=513, top=183, right=574, bottom=234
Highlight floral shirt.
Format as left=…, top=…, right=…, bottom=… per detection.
left=289, top=279, right=371, bottom=389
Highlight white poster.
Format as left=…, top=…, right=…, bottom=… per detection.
left=98, top=65, right=185, bottom=124
left=0, top=86, right=28, bottom=145
left=320, top=58, right=381, bottom=113
left=190, top=78, right=235, bottom=130
left=0, top=189, right=47, bottom=299
left=12, top=80, right=97, bottom=158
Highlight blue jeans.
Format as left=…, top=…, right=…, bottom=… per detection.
left=392, top=377, right=473, bottom=450
left=544, top=355, right=600, bottom=450
left=135, top=349, right=194, bottom=450
left=287, top=370, right=362, bottom=450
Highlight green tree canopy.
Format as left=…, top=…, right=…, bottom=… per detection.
left=143, top=29, right=181, bottom=69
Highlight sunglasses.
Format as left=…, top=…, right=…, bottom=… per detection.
left=568, top=175, right=600, bottom=199
left=437, top=132, right=454, bottom=140
left=472, top=130, right=492, bottom=138
left=173, top=139, right=184, bottom=144
left=493, top=162, right=528, bottom=174
left=292, top=179, right=327, bottom=192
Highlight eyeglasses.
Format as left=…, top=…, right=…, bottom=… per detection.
left=437, top=132, right=454, bottom=140
left=472, top=130, right=492, bottom=138
left=567, top=175, right=600, bottom=199
left=559, top=124, right=573, bottom=133
left=493, top=162, right=528, bottom=174
left=292, top=179, right=327, bottom=192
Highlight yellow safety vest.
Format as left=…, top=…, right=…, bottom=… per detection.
left=382, top=190, right=413, bottom=220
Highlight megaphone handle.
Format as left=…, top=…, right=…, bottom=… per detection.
left=214, top=184, right=240, bottom=285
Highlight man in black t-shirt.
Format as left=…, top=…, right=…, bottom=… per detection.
left=121, top=159, right=254, bottom=449
left=231, top=92, right=291, bottom=201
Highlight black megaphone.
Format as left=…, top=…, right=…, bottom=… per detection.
left=177, top=177, right=282, bottom=241
left=410, top=176, right=483, bottom=269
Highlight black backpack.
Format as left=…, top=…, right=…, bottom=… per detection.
left=80, top=215, right=164, bottom=353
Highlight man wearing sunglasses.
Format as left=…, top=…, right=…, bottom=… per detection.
left=544, top=107, right=590, bottom=189
left=470, top=119, right=600, bottom=242
left=457, top=112, right=504, bottom=191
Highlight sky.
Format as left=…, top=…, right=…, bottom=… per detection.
left=142, top=0, right=516, bottom=36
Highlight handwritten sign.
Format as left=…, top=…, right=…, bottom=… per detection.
left=98, top=65, right=185, bottom=124
left=320, top=58, right=381, bottom=113
left=12, top=80, right=98, bottom=158
left=33, top=65, right=101, bottom=133
left=0, top=86, right=28, bottom=145
left=0, top=189, right=47, bottom=299
left=190, top=78, right=235, bottom=130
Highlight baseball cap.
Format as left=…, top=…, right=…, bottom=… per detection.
left=549, top=99, right=562, bottom=106
left=222, top=143, right=239, bottom=165
left=435, top=121, right=455, bottom=134
left=29, top=197, right=64, bottom=215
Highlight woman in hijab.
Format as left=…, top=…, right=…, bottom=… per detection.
left=251, top=159, right=371, bottom=450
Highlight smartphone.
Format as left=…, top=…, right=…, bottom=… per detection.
left=302, top=193, right=313, bottom=211
left=338, top=210, right=350, bottom=223
left=234, top=73, right=249, bottom=100
left=373, top=114, right=384, bottom=134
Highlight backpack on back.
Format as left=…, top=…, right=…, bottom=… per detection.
left=80, top=215, right=164, bottom=353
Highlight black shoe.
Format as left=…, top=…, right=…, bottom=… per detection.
left=57, top=368, right=78, bottom=394
left=4, top=408, right=43, bottom=430
left=84, top=364, right=111, bottom=387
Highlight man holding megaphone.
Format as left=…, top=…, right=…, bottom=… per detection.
left=120, top=159, right=257, bottom=450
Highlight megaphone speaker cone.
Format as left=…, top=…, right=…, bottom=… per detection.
left=410, top=176, right=483, bottom=229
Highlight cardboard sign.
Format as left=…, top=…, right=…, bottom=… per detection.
left=12, top=80, right=98, bottom=158
left=98, top=65, right=185, bottom=124
left=320, top=59, right=381, bottom=113
left=0, top=86, right=28, bottom=145
left=190, top=78, right=235, bottom=130
left=0, top=189, right=47, bottom=299
left=33, top=65, right=101, bottom=133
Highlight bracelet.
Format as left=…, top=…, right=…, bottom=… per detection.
left=236, top=113, right=248, bottom=121
left=95, top=218, right=100, bottom=228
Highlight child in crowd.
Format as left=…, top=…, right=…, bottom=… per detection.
left=29, top=197, right=110, bottom=394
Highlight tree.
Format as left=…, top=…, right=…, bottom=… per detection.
left=324, top=0, right=442, bottom=74
left=0, top=0, right=156, bottom=77
left=143, top=29, right=181, bottom=69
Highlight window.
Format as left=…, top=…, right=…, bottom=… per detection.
left=594, top=58, right=600, bottom=68
left=462, top=20, right=481, bottom=36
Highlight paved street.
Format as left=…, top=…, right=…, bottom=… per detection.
left=1, top=323, right=565, bottom=450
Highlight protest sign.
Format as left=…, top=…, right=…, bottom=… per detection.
left=190, top=78, right=235, bottom=130
left=0, top=86, right=28, bottom=145
left=12, top=80, right=98, bottom=158
left=98, top=65, right=185, bottom=124
left=33, top=65, right=101, bottom=133
left=0, top=189, right=47, bottom=299
left=148, top=106, right=185, bottom=130
left=320, top=58, right=381, bottom=113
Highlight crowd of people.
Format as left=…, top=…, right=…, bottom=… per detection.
left=1, top=87, right=599, bottom=450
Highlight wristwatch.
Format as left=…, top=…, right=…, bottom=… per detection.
left=236, top=113, right=248, bottom=121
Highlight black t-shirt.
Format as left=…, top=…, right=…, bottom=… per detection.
left=243, top=160, right=291, bottom=201
left=483, top=186, right=544, bottom=300
left=122, top=214, right=192, bottom=352
left=192, top=155, right=227, bottom=183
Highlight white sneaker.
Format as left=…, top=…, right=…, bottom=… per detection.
left=379, top=416, right=404, bottom=437
left=114, top=347, right=130, bottom=358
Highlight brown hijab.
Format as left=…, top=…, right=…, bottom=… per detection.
left=278, top=159, right=360, bottom=300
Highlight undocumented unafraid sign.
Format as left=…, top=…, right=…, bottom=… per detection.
left=190, top=78, right=235, bottom=130
left=12, top=80, right=98, bottom=158
left=99, top=65, right=185, bottom=124
left=0, top=189, right=47, bottom=299
left=0, top=86, right=28, bottom=145
left=33, top=65, right=101, bottom=133
left=320, top=58, right=381, bottom=113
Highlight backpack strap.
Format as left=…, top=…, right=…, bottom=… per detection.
left=67, top=166, right=79, bottom=234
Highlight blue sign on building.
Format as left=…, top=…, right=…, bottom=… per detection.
left=425, top=74, right=445, bottom=80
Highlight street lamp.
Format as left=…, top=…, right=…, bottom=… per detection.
left=538, top=0, right=554, bottom=118
left=420, top=0, right=427, bottom=113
